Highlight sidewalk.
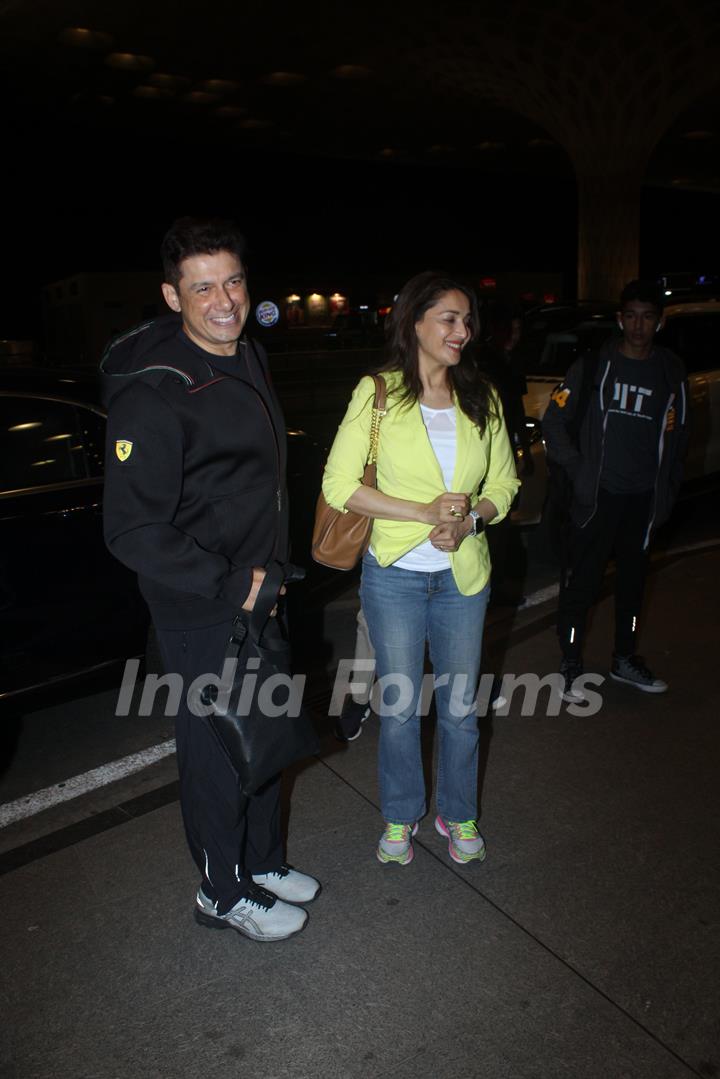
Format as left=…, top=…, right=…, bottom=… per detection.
left=2, top=550, right=719, bottom=1078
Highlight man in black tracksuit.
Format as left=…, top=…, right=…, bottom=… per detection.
left=543, top=280, right=688, bottom=702
left=102, top=217, right=319, bottom=941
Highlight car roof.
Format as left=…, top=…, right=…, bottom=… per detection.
left=0, top=367, right=102, bottom=407
left=665, top=300, right=720, bottom=316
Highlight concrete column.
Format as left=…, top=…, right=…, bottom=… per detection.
left=575, top=168, right=644, bottom=302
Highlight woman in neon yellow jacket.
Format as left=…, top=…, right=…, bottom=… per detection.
left=322, top=271, right=520, bottom=868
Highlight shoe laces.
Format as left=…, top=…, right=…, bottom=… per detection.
left=240, top=882, right=276, bottom=911
left=627, top=655, right=652, bottom=678
left=448, top=820, right=478, bottom=841
left=384, top=823, right=411, bottom=842
left=265, top=864, right=290, bottom=880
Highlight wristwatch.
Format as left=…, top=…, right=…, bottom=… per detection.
left=468, top=509, right=484, bottom=536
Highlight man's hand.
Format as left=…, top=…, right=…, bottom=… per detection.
left=428, top=519, right=473, bottom=552
left=242, top=567, right=285, bottom=615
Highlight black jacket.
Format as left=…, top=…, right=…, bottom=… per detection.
left=101, top=316, right=288, bottom=629
left=542, top=339, right=688, bottom=546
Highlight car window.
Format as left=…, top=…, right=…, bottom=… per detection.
left=0, top=396, right=99, bottom=492
left=77, top=405, right=106, bottom=477
left=660, top=314, right=720, bottom=374
left=524, top=323, right=617, bottom=375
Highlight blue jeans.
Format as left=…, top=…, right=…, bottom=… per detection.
left=360, top=553, right=490, bottom=824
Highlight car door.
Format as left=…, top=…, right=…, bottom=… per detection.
left=0, top=393, right=147, bottom=697
left=660, top=311, right=720, bottom=479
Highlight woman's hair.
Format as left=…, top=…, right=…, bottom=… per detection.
left=378, top=270, right=497, bottom=433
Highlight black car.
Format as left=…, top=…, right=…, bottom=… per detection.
left=0, top=369, right=326, bottom=699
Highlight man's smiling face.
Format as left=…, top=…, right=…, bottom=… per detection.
left=161, top=250, right=250, bottom=356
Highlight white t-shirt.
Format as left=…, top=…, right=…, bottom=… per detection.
left=393, top=404, right=457, bottom=572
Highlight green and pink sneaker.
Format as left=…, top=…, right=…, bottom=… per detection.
left=434, top=816, right=486, bottom=864
left=376, top=822, right=419, bottom=865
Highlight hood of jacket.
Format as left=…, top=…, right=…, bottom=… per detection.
left=99, top=315, right=248, bottom=406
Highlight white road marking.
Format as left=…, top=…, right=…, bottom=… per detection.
left=519, top=583, right=559, bottom=609
left=660, top=537, right=720, bottom=557
left=0, top=739, right=177, bottom=829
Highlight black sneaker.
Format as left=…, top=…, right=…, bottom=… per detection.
left=334, top=698, right=371, bottom=742
left=559, top=659, right=585, bottom=703
left=610, top=654, right=668, bottom=693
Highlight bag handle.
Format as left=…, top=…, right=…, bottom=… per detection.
left=367, top=374, right=387, bottom=468
left=228, top=561, right=305, bottom=645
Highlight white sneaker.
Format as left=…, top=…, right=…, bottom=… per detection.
left=195, top=885, right=308, bottom=941
left=252, top=864, right=321, bottom=904
left=559, top=660, right=586, bottom=703
left=610, top=653, right=668, bottom=693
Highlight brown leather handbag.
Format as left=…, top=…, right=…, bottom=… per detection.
left=311, top=374, right=387, bottom=570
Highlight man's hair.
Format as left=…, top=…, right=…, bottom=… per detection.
left=619, top=279, right=664, bottom=312
left=161, top=217, right=248, bottom=290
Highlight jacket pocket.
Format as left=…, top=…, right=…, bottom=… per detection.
left=209, top=482, right=277, bottom=561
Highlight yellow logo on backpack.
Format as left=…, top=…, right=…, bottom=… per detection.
left=551, top=386, right=570, bottom=409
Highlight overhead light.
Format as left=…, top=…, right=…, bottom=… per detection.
left=31, top=459, right=55, bottom=467
left=133, top=85, right=170, bottom=100
left=262, top=71, right=305, bottom=86
left=59, top=27, right=114, bottom=50
left=287, top=294, right=301, bottom=302
left=203, top=79, right=240, bottom=94
left=9, top=422, right=42, bottom=431
left=331, top=65, right=372, bottom=79
left=105, top=52, right=155, bottom=73
left=665, top=289, right=673, bottom=296
left=183, top=91, right=220, bottom=105
left=528, top=137, right=555, bottom=148
left=45, top=433, right=72, bottom=442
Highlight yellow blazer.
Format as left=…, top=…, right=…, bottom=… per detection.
left=321, top=371, right=520, bottom=595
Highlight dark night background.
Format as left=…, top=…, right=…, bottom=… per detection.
left=2, top=0, right=720, bottom=342
left=6, top=130, right=720, bottom=342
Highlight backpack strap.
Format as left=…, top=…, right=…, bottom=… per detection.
left=565, top=352, right=599, bottom=447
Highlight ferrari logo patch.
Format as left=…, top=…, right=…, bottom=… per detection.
left=551, top=386, right=571, bottom=409
left=115, top=440, right=134, bottom=462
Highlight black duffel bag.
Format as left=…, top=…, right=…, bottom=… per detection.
left=198, top=561, right=319, bottom=794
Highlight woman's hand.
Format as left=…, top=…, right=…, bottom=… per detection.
left=422, top=492, right=470, bottom=525
left=428, top=519, right=473, bottom=552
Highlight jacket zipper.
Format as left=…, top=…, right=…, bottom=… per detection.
left=644, top=390, right=674, bottom=548
left=580, top=358, right=610, bottom=529
left=245, top=352, right=283, bottom=557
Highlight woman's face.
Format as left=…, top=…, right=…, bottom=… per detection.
left=415, top=289, right=472, bottom=373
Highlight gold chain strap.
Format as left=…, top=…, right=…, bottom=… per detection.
left=368, top=403, right=386, bottom=465
left=367, top=375, right=387, bottom=466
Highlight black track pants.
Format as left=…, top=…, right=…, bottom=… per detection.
left=557, top=488, right=653, bottom=664
left=155, top=619, right=283, bottom=915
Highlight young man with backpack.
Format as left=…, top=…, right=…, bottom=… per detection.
left=542, top=280, right=689, bottom=702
